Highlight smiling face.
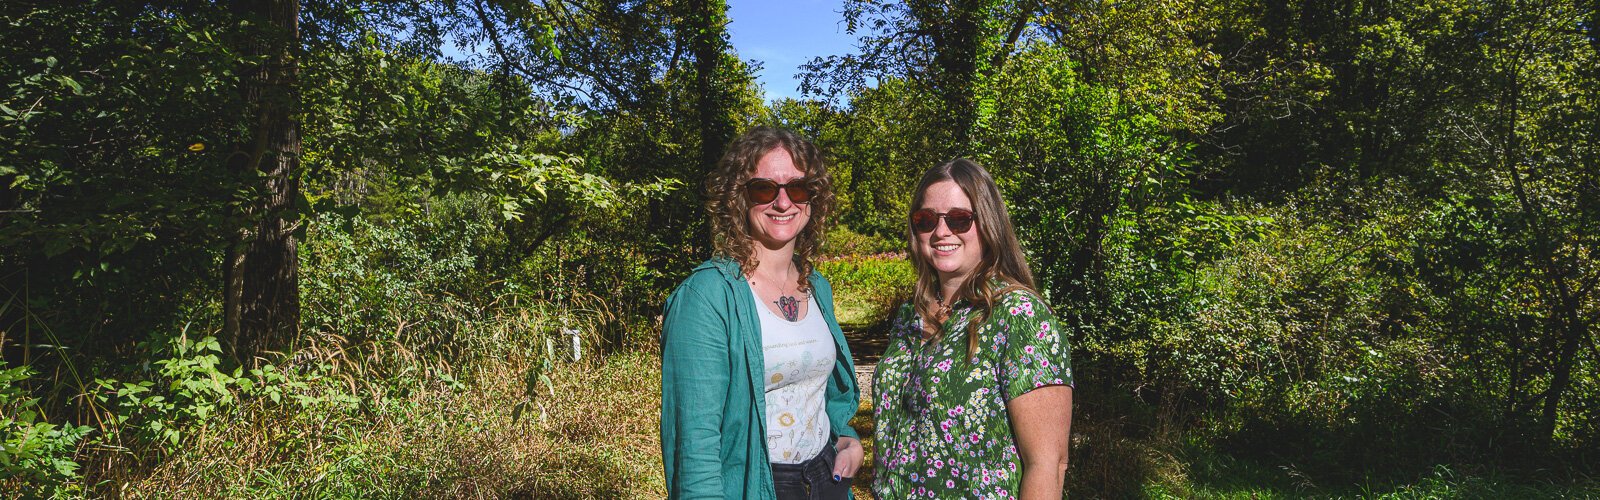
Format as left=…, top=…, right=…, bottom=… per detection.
left=746, top=146, right=811, bottom=251
left=914, top=180, right=984, bottom=289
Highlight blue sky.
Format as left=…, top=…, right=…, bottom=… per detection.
left=725, top=0, right=857, bottom=102
left=441, top=2, right=858, bottom=103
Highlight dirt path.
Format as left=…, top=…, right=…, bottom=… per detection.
left=842, top=323, right=888, bottom=499
left=844, top=321, right=889, bottom=398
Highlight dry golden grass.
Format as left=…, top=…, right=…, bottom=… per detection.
left=93, top=348, right=665, bottom=498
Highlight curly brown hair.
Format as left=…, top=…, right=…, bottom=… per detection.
left=705, top=126, right=834, bottom=293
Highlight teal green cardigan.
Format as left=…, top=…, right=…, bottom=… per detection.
left=660, top=257, right=860, bottom=499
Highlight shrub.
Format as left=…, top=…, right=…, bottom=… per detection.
left=817, top=253, right=915, bottom=327
left=299, top=208, right=495, bottom=356
left=1, top=361, right=91, bottom=497
left=822, top=225, right=904, bottom=257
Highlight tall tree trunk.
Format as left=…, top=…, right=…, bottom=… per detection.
left=1537, top=0, right=1600, bottom=441
left=225, top=0, right=301, bottom=367
left=689, top=0, right=735, bottom=174
left=643, top=0, right=728, bottom=281
left=909, top=0, right=986, bottom=156
left=1541, top=293, right=1585, bottom=440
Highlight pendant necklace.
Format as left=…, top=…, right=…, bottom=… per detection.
left=754, top=267, right=805, bottom=321
left=934, top=294, right=954, bottom=324
left=776, top=294, right=801, bottom=321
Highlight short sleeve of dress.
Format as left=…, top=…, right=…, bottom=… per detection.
left=997, top=291, right=1073, bottom=401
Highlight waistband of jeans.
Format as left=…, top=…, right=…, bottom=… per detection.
left=770, top=443, right=834, bottom=475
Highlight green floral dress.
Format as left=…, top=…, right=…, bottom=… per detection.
left=871, top=289, right=1073, bottom=499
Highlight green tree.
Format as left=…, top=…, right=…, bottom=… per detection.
left=0, top=0, right=685, bottom=364
left=223, top=0, right=302, bottom=366
left=2, top=2, right=248, bottom=358
left=803, top=0, right=1035, bottom=157
left=1196, top=0, right=1489, bottom=192
left=446, top=0, right=761, bottom=282
left=1454, top=0, right=1597, bottom=442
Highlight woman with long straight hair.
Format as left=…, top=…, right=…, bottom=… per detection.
left=660, top=126, right=863, bottom=499
left=873, top=158, right=1074, bottom=499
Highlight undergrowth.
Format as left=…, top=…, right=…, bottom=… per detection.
left=68, top=318, right=664, bottom=498
left=817, top=253, right=914, bottom=328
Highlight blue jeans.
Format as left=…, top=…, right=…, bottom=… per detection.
left=771, top=442, right=852, bottom=500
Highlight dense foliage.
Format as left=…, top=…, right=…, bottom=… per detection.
left=1, top=0, right=1596, bottom=497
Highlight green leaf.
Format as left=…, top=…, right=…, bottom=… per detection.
left=54, top=75, right=83, bottom=95
left=538, top=374, right=554, bottom=396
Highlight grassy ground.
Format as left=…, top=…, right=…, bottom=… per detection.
left=1170, top=453, right=1600, bottom=499
left=105, top=349, right=665, bottom=498
left=97, top=333, right=1600, bottom=499
left=849, top=397, right=877, bottom=498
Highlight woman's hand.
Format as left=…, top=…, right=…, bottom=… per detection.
left=832, top=436, right=863, bottom=481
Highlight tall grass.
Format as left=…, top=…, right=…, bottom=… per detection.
left=1, top=208, right=671, bottom=498
left=78, top=308, right=665, bottom=498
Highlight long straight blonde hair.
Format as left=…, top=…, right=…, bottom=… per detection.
left=906, top=158, right=1038, bottom=360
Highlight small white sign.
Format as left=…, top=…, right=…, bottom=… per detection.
left=564, top=328, right=582, bottom=362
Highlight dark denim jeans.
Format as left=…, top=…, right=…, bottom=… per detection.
left=771, top=442, right=852, bottom=500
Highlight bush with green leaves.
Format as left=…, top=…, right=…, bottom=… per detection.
left=978, top=43, right=1197, bottom=335
left=1, top=361, right=91, bottom=497
left=1122, top=178, right=1590, bottom=476
left=817, top=253, right=915, bottom=326
left=92, top=331, right=245, bottom=455
left=821, top=225, right=904, bottom=257
left=299, top=207, right=493, bottom=354
left=89, top=324, right=362, bottom=460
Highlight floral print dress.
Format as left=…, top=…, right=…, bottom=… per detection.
left=872, top=289, right=1073, bottom=499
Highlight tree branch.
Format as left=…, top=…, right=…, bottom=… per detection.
left=986, top=2, right=1034, bottom=78
left=467, top=0, right=607, bottom=103
left=522, top=210, right=574, bottom=254
left=540, top=0, right=636, bottom=107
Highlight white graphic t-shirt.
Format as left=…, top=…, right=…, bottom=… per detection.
left=754, top=289, right=836, bottom=464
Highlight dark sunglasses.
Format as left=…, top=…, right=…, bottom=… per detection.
left=910, top=208, right=976, bottom=234
left=744, top=178, right=815, bottom=205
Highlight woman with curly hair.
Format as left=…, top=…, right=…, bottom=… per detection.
left=873, top=158, right=1074, bottom=499
left=660, top=126, right=862, bottom=499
